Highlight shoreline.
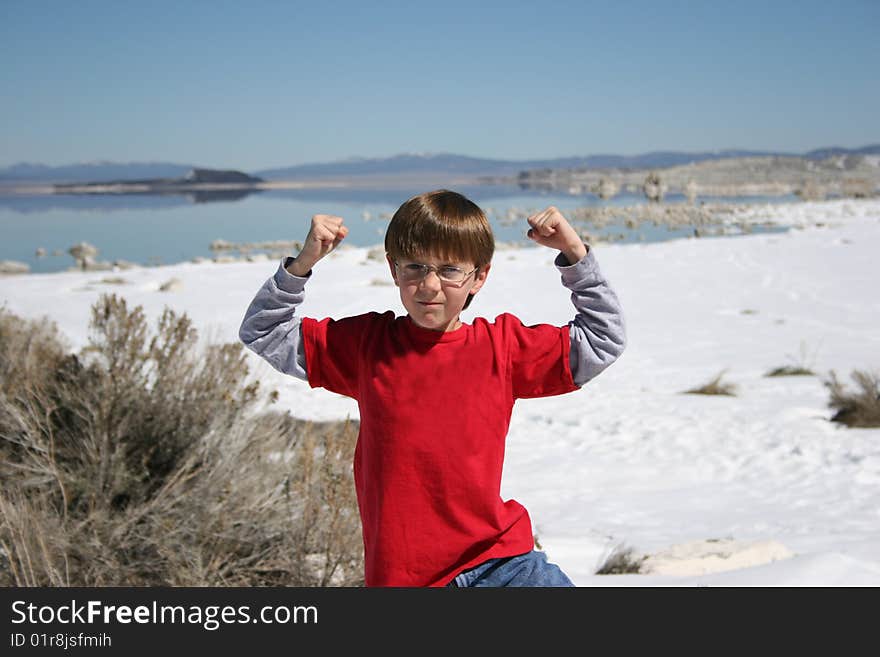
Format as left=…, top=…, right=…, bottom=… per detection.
left=0, top=179, right=355, bottom=196
left=3, top=175, right=875, bottom=199
left=1, top=197, right=868, bottom=277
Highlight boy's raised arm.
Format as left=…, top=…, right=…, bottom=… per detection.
left=526, top=207, right=627, bottom=386
left=239, top=214, right=348, bottom=381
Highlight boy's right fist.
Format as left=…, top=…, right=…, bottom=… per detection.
left=288, top=214, right=348, bottom=276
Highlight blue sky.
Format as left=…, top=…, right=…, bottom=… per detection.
left=2, top=0, right=878, bottom=170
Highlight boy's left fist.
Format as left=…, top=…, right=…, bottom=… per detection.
left=526, top=206, right=587, bottom=264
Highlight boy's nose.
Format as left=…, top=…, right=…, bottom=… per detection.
left=419, top=270, right=443, bottom=290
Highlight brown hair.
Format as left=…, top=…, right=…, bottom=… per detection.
left=384, top=189, right=495, bottom=268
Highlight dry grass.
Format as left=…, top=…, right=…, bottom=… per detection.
left=0, top=295, right=363, bottom=586
left=595, top=545, right=645, bottom=575
left=824, top=370, right=880, bottom=429
left=683, top=370, right=737, bottom=396
left=766, top=365, right=815, bottom=377
left=765, top=342, right=818, bottom=377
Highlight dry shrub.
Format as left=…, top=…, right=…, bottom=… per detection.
left=595, top=545, right=645, bottom=575
left=0, top=304, right=69, bottom=399
left=0, top=490, right=74, bottom=586
left=683, top=370, right=737, bottom=396
left=824, top=370, right=880, bottom=429
left=766, top=365, right=815, bottom=377
left=765, top=342, right=818, bottom=377
left=0, top=295, right=363, bottom=586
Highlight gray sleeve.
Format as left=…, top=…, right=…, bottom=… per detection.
left=238, top=257, right=309, bottom=382
left=556, top=248, right=627, bottom=386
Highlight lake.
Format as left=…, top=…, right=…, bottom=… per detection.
left=0, top=185, right=794, bottom=274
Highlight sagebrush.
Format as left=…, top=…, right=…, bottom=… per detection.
left=683, top=370, right=737, bottom=396
left=765, top=341, right=818, bottom=377
left=824, top=369, right=880, bottom=429
left=0, top=295, right=363, bottom=586
left=595, top=545, right=645, bottom=575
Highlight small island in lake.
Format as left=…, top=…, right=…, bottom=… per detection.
left=53, top=167, right=265, bottom=194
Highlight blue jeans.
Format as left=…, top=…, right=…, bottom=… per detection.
left=447, top=550, right=575, bottom=587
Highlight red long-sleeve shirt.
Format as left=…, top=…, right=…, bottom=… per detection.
left=301, top=311, right=578, bottom=587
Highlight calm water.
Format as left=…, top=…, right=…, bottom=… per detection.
left=0, top=185, right=794, bottom=274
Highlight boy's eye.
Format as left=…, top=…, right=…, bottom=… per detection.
left=439, top=266, right=464, bottom=279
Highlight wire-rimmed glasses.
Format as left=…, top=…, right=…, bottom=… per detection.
left=394, top=261, right=478, bottom=287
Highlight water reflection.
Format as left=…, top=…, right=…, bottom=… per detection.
left=0, top=185, right=793, bottom=274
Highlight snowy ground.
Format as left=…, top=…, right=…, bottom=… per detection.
left=2, top=198, right=879, bottom=586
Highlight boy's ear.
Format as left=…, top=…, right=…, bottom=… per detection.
left=386, top=254, right=399, bottom=286
left=469, top=262, right=491, bottom=296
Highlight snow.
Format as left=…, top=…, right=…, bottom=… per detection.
left=2, top=198, right=879, bottom=586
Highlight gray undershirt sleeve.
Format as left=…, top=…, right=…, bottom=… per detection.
left=240, top=250, right=626, bottom=388
left=555, top=248, right=627, bottom=386
left=238, top=257, right=310, bottom=382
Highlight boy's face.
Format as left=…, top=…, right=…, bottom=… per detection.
left=386, top=253, right=490, bottom=332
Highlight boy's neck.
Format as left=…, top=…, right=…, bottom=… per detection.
left=408, top=314, right=463, bottom=333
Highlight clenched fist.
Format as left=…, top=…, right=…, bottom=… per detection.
left=287, top=214, right=349, bottom=276
left=526, top=207, right=587, bottom=265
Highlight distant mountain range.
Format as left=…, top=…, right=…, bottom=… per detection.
left=257, top=146, right=880, bottom=181
left=3, top=145, right=879, bottom=183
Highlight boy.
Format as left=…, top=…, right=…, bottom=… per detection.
left=239, top=189, right=625, bottom=587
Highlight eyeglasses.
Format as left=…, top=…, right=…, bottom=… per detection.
left=394, top=261, right=478, bottom=286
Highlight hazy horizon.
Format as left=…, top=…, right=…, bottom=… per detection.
left=3, top=143, right=879, bottom=174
